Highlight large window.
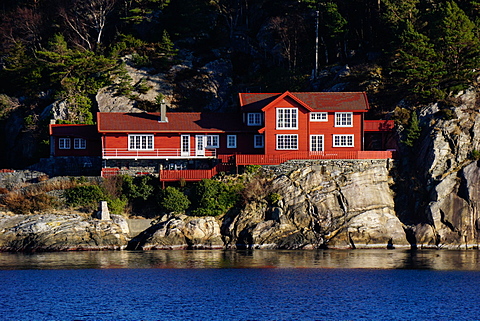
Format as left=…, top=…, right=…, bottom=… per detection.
left=276, top=108, right=298, bottom=129
left=276, top=134, right=298, bottom=150
left=59, top=138, right=71, bottom=149
left=247, top=113, right=262, bottom=126
left=335, top=112, right=353, bottom=127
left=129, top=134, right=153, bottom=150
left=227, top=135, right=237, bottom=148
left=254, top=135, right=264, bottom=148
left=310, top=135, right=324, bottom=151
left=310, top=112, right=328, bottom=122
left=206, top=135, right=219, bottom=148
left=74, top=138, right=86, bottom=149
left=333, top=135, right=354, bottom=147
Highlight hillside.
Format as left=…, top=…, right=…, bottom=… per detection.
left=1, top=0, right=480, bottom=167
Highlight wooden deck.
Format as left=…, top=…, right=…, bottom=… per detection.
left=234, top=150, right=394, bottom=165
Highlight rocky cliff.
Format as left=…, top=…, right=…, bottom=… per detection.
left=0, top=213, right=129, bottom=251
left=396, top=90, right=480, bottom=249
left=125, top=160, right=409, bottom=250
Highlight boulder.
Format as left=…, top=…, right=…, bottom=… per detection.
left=0, top=213, right=129, bottom=251
left=223, top=160, right=409, bottom=249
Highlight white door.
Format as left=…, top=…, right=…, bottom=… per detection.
left=181, top=135, right=190, bottom=157
left=196, top=135, right=205, bottom=156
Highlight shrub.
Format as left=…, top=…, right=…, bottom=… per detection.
left=107, top=197, right=128, bottom=215
left=3, top=193, right=56, bottom=214
left=244, top=165, right=261, bottom=174
left=266, top=193, right=282, bottom=206
left=122, top=175, right=154, bottom=202
left=158, top=186, right=190, bottom=213
left=64, top=185, right=108, bottom=211
left=470, top=149, right=480, bottom=160
left=190, top=179, right=242, bottom=216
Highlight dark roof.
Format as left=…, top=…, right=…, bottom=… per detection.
left=49, top=124, right=99, bottom=139
left=97, top=112, right=254, bottom=133
left=239, top=92, right=370, bottom=112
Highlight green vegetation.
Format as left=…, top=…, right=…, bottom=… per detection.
left=158, top=186, right=191, bottom=213
left=470, top=149, right=480, bottom=160
left=190, top=179, right=243, bottom=217
left=403, top=110, right=422, bottom=147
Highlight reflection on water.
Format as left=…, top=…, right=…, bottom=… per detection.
left=1, top=249, right=480, bottom=270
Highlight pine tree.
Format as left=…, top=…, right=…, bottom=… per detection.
left=404, top=110, right=421, bottom=147
left=433, top=0, right=480, bottom=91
left=391, top=21, right=446, bottom=101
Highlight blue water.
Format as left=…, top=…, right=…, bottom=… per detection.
left=1, top=250, right=480, bottom=320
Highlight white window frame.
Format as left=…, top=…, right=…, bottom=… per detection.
left=310, top=112, right=328, bottom=122
left=276, top=134, right=298, bottom=150
left=335, top=112, right=353, bottom=127
left=254, top=135, right=264, bottom=148
left=181, top=135, right=190, bottom=157
left=333, top=134, right=354, bottom=147
left=310, top=135, right=324, bottom=151
left=276, top=108, right=298, bottom=129
left=59, top=138, right=71, bottom=149
left=74, top=138, right=86, bottom=149
left=206, top=135, right=219, bottom=148
left=247, top=113, right=262, bottom=126
left=227, top=135, right=237, bottom=148
left=128, top=134, right=154, bottom=150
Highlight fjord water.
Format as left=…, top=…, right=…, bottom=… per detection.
left=1, top=250, right=480, bottom=320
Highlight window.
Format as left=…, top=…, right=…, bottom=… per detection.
left=129, top=134, right=153, bottom=150
left=333, top=135, right=354, bottom=147
left=254, top=135, right=264, bottom=148
left=74, top=138, right=86, bottom=149
left=227, top=135, right=237, bottom=148
left=247, top=113, right=262, bottom=126
left=59, top=138, right=71, bottom=149
left=206, top=135, right=219, bottom=148
left=310, top=135, right=324, bottom=151
left=310, top=112, right=328, bottom=122
left=276, top=134, right=298, bottom=150
left=276, top=108, right=298, bottom=129
left=335, top=112, right=353, bottom=127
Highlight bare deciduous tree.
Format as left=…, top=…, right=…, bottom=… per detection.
left=59, top=0, right=118, bottom=51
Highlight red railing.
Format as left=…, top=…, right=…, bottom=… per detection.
left=102, top=148, right=217, bottom=159
left=364, top=120, right=395, bottom=132
left=159, top=167, right=219, bottom=182
left=101, top=168, right=120, bottom=177
left=235, top=150, right=394, bottom=165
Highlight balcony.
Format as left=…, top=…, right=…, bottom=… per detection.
left=102, top=148, right=217, bottom=160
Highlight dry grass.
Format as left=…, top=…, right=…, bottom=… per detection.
left=2, top=192, right=57, bottom=214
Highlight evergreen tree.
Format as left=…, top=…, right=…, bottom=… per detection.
left=404, top=110, right=421, bottom=147
left=391, top=21, right=445, bottom=101
left=433, top=0, right=480, bottom=91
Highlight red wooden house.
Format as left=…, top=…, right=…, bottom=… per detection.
left=49, top=91, right=395, bottom=181
left=49, top=124, right=101, bottom=157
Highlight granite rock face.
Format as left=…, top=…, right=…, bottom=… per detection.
left=0, top=213, right=129, bottom=251
left=222, top=160, right=409, bottom=249
left=402, top=90, right=480, bottom=249
left=128, top=215, right=223, bottom=250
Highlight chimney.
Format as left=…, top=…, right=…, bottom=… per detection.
left=159, top=100, right=168, bottom=123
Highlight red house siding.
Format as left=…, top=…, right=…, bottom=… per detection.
left=50, top=124, right=101, bottom=157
